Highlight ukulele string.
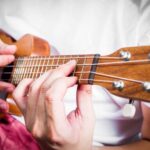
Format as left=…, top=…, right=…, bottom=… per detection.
left=1, top=71, right=145, bottom=85
left=1, top=56, right=149, bottom=85
left=0, top=59, right=149, bottom=70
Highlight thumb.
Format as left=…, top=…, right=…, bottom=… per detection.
left=76, top=85, right=95, bottom=121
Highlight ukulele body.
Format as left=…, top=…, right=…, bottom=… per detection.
left=0, top=29, right=51, bottom=116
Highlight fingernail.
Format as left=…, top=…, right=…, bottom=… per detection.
left=66, top=60, right=76, bottom=65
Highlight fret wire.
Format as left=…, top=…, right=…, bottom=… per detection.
left=36, top=57, right=42, bottom=78
left=22, top=57, right=28, bottom=81
left=45, top=55, right=50, bottom=72
left=41, top=55, right=46, bottom=76
left=14, top=58, right=20, bottom=84
left=15, top=60, right=19, bottom=84
left=32, top=57, right=37, bottom=79
left=20, top=58, right=24, bottom=82
left=29, top=57, right=34, bottom=78
left=51, top=55, right=55, bottom=70
left=28, top=58, right=32, bottom=78
left=31, top=57, right=35, bottom=78
left=79, top=56, right=86, bottom=83
left=72, top=55, right=79, bottom=76
left=62, top=55, right=65, bottom=64
left=27, top=58, right=32, bottom=78
left=18, top=59, right=22, bottom=83
left=56, top=55, right=60, bottom=69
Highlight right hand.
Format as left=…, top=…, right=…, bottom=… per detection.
left=0, top=39, right=16, bottom=113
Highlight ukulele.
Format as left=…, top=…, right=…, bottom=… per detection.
left=0, top=30, right=150, bottom=116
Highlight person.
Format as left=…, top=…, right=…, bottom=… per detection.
left=0, top=0, right=150, bottom=150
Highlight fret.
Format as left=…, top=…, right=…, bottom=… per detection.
left=72, top=55, right=79, bottom=76
left=19, top=58, right=24, bottom=81
left=28, top=57, right=33, bottom=78
left=79, top=56, right=86, bottom=83
left=45, top=56, right=50, bottom=72
left=51, top=56, right=55, bottom=70
left=62, top=55, right=65, bottom=64
left=59, top=55, right=65, bottom=67
left=18, top=58, right=23, bottom=82
left=56, top=55, right=60, bottom=69
left=40, top=56, right=46, bottom=76
left=15, top=58, right=21, bottom=84
left=33, top=57, right=38, bottom=79
left=22, top=57, right=29, bottom=80
left=27, top=58, right=32, bottom=78
left=36, top=57, right=42, bottom=78
left=12, top=59, right=18, bottom=84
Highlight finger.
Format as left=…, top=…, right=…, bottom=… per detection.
left=76, top=85, right=94, bottom=120
left=41, top=60, right=76, bottom=90
left=24, top=71, right=52, bottom=126
left=13, top=79, right=33, bottom=113
left=0, top=55, right=15, bottom=67
left=45, top=77, right=77, bottom=128
left=0, top=99, right=9, bottom=113
left=0, top=81, right=15, bottom=92
left=57, top=60, right=76, bottom=76
left=0, top=39, right=16, bottom=54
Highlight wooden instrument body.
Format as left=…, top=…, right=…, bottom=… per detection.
left=0, top=30, right=51, bottom=115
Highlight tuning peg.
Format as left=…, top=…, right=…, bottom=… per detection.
left=120, top=51, right=131, bottom=61
left=122, top=99, right=136, bottom=118
left=113, top=80, right=124, bottom=90
left=143, top=82, right=150, bottom=92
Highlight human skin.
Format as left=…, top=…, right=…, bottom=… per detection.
left=13, top=60, right=95, bottom=150
left=0, top=39, right=16, bottom=113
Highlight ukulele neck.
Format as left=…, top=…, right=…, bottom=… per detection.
left=9, top=54, right=100, bottom=85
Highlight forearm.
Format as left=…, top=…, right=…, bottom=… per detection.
left=93, top=140, right=150, bottom=150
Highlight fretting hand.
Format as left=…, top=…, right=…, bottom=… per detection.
left=13, top=60, right=95, bottom=150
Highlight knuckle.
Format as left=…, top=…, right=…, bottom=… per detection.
left=45, top=90, right=55, bottom=102
left=40, top=84, right=48, bottom=94
left=85, top=89, right=92, bottom=95
left=55, top=68, right=65, bottom=77
left=32, top=128, right=44, bottom=140
left=29, top=83, right=38, bottom=94
left=47, top=131, right=64, bottom=144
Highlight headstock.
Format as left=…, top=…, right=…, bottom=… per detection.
left=94, top=46, right=150, bottom=102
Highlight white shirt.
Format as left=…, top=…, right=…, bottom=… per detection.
left=0, top=0, right=150, bottom=146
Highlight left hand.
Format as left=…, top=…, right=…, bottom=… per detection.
left=13, top=60, right=95, bottom=150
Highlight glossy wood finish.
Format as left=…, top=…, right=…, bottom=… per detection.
left=94, top=46, right=150, bottom=102
left=0, top=30, right=150, bottom=116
